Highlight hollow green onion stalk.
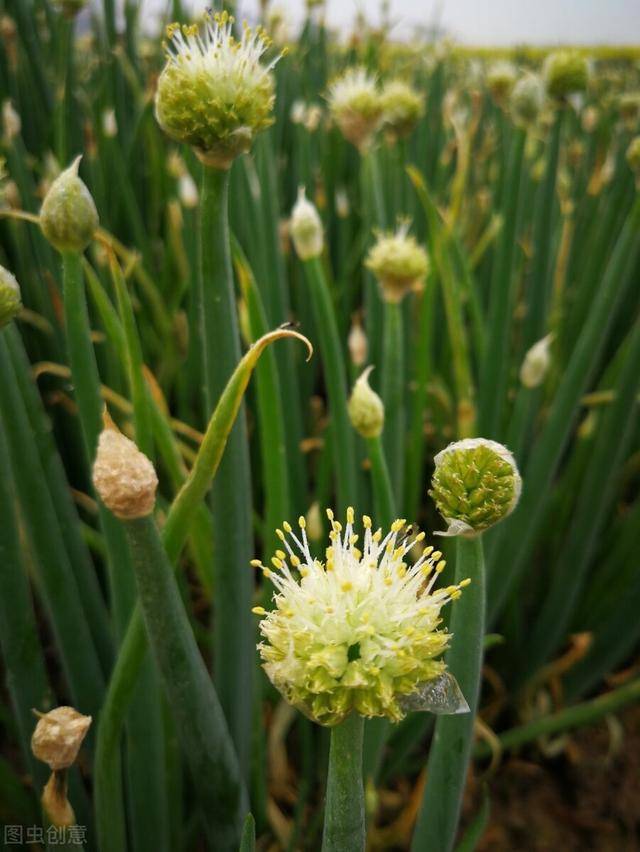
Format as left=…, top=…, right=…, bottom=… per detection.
left=413, top=439, right=522, bottom=852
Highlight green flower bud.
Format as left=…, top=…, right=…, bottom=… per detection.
left=486, top=61, right=517, bottom=106
left=429, top=438, right=522, bottom=537
left=379, top=79, right=424, bottom=140
left=290, top=186, right=323, bottom=260
left=0, top=264, right=22, bottom=328
left=626, top=136, right=640, bottom=177
left=365, top=223, right=429, bottom=303
left=155, top=13, right=281, bottom=169
left=543, top=50, right=589, bottom=101
left=328, top=67, right=382, bottom=152
left=39, top=156, right=98, bottom=253
left=510, top=73, right=545, bottom=127
left=348, top=366, right=384, bottom=439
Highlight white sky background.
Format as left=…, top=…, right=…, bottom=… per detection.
left=123, top=0, right=640, bottom=45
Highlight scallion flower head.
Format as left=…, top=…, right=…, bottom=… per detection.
left=365, top=221, right=429, bottom=303
left=155, top=12, right=282, bottom=169
left=510, top=73, right=545, bottom=127
left=486, top=61, right=517, bottom=106
left=348, top=366, right=384, bottom=438
left=290, top=186, right=323, bottom=260
left=0, top=264, right=21, bottom=328
left=327, top=67, right=382, bottom=151
left=380, top=78, right=424, bottom=140
left=430, top=438, right=522, bottom=537
left=543, top=50, right=589, bottom=101
left=92, top=424, right=158, bottom=520
left=39, top=156, right=98, bottom=253
left=253, top=509, right=470, bottom=726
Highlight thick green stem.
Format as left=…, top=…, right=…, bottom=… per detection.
left=321, top=713, right=365, bottom=852
left=199, top=165, right=253, bottom=778
left=412, top=536, right=485, bottom=852
left=381, top=300, right=405, bottom=503
left=124, top=516, right=247, bottom=850
left=304, top=255, right=358, bottom=511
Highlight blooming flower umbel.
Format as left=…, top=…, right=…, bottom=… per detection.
left=253, top=509, right=469, bottom=726
left=365, top=222, right=429, bottom=303
left=155, top=12, right=282, bottom=168
left=327, top=67, right=382, bottom=151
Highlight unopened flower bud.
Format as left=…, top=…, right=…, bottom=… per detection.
left=92, top=425, right=158, bottom=519
left=510, top=73, right=545, bottom=127
left=430, top=438, right=522, bottom=537
left=290, top=186, right=323, bottom=260
left=520, top=333, right=553, bottom=388
left=543, top=50, right=589, bottom=101
left=328, top=67, right=382, bottom=151
left=348, top=366, right=384, bottom=438
left=348, top=315, right=368, bottom=366
left=0, top=264, right=21, bottom=327
left=31, top=707, right=92, bottom=771
left=39, top=156, right=98, bottom=253
left=365, top=223, right=429, bottom=303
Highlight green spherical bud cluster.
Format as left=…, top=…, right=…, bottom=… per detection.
left=0, top=264, right=22, bottom=328
left=328, top=67, right=382, bottom=151
left=379, top=79, right=424, bottom=140
left=348, top=367, right=384, bottom=438
left=365, top=223, right=429, bottom=303
left=39, top=156, right=98, bottom=254
left=510, top=73, right=545, bottom=127
left=290, top=186, right=323, bottom=260
left=543, top=50, right=589, bottom=101
left=626, top=136, right=640, bottom=177
left=486, top=61, right=517, bottom=106
left=155, top=13, right=281, bottom=169
left=430, top=438, right=522, bottom=537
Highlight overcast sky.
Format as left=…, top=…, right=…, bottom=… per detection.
left=132, top=0, right=640, bottom=45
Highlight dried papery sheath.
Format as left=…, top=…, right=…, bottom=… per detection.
left=520, top=333, right=553, bottom=388
left=0, top=264, right=21, bottom=328
left=31, top=706, right=92, bottom=771
left=430, top=438, right=522, bottom=537
left=290, top=186, right=323, bottom=260
left=543, top=50, right=589, bottom=100
left=155, top=12, right=282, bottom=168
left=327, top=66, right=382, bottom=151
left=92, top=425, right=158, bottom=519
left=253, top=509, right=469, bottom=726
left=39, top=156, right=99, bottom=253
left=348, top=366, right=384, bottom=438
left=365, top=222, right=429, bottom=303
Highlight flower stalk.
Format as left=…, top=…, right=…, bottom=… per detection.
left=322, top=713, right=365, bottom=852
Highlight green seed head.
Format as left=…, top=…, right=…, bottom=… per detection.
left=328, top=67, right=383, bottom=151
left=430, top=438, right=522, bottom=537
left=290, top=186, right=323, bottom=260
left=543, top=50, right=589, bottom=101
left=365, top=223, right=429, bottom=303
left=510, top=73, right=545, bottom=127
left=379, top=78, right=424, bottom=140
left=155, top=13, right=281, bottom=169
left=348, top=366, right=384, bottom=439
left=0, top=264, right=21, bottom=328
left=486, top=61, right=517, bottom=106
left=39, top=156, right=98, bottom=253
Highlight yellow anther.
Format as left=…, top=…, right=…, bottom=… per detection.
left=325, top=606, right=334, bottom=614
left=414, top=531, right=426, bottom=543
left=431, top=550, right=442, bottom=561
left=250, top=559, right=262, bottom=567
left=391, top=518, right=405, bottom=532
left=271, top=557, right=283, bottom=569
left=423, top=545, right=434, bottom=557
left=262, top=568, right=272, bottom=578
left=363, top=515, right=372, bottom=528
left=421, top=564, right=432, bottom=576
left=290, top=555, right=301, bottom=567
left=329, top=530, right=337, bottom=541
left=353, top=548, right=362, bottom=561
left=298, top=515, right=306, bottom=529
left=299, top=568, right=308, bottom=577
left=275, top=549, right=286, bottom=560
left=326, top=508, right=334, bottom=520
left=373, top=530, right=382, bottom=542
left=436, top=560, right=446, bottom=573
left=283, top=521, right=292, bottom=533
left=251, top=606, right=266, bottom=615
left=276, top=528, right=285, bottom=541
left=347, top=506, right=355, bottom=524
left=332, top=521, right=343, bottom=533
left=384, top=577, right=393, bottom=586
left=459, top=578, right=472, bottom=587
left=341, top=581, right=353, bottom=592
left=349, top=534, right=359, bottom=546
